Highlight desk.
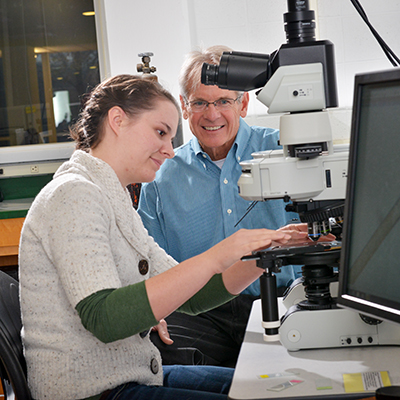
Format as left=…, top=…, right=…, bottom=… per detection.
left=229, top=299, right=400, bottom=400
left=0, top=218, right=24, bottom=269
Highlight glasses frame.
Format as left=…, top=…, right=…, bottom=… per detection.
left=185, top=95, right=243, bottom=113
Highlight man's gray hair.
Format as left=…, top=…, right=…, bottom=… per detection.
left=178, top=45, right=233, bottom=99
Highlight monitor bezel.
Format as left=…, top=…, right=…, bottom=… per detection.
left=337, top=67, right=400, bottom=324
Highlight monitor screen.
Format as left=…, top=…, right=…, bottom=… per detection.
left=337, top=68, right=400, bottom=324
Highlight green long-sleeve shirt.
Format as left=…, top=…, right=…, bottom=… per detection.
left=76, top=273, right=235, bottom=343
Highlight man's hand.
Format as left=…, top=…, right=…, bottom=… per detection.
left=152, top=319, right=174, bottom=345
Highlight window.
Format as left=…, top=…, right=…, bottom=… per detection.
left=0, top=0, right=100, bottom=147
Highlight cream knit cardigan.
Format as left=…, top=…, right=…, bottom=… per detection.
left=19, top=150, right=177, bottom=400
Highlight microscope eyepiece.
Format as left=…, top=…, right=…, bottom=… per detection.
left=201, top=51, right=271, bottom=92
left=201, top=63, right=219, bottom=86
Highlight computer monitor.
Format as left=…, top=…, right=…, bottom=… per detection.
left=337, top=67, right=400, bottom=324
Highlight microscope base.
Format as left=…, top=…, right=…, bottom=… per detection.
left=279, top=304, right=400, bottom=351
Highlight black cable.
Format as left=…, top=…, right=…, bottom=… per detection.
left=350, top=0, right=400, bottom=66
left=234, top=200, right=259, bottom=227
left=352, top=0, right=399, bottom=65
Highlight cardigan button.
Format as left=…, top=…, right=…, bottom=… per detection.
left=150, top=358, right=159, bottom=374
left=138, top=259, right=149, bottom=275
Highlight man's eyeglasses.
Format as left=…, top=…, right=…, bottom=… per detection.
left=185, top=95, right=242, bottom=113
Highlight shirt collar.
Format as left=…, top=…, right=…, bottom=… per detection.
left=191, top=135, right=204, bottom=156
left=235, top=118, right=251, bottom=160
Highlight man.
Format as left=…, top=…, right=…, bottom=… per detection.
left=138, top=45, right=302, bottom=367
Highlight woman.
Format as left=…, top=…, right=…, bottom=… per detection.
left=19, top=75, right=306, bottom=400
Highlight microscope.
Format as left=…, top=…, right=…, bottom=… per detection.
left=201, top=0, right=400, bottom=351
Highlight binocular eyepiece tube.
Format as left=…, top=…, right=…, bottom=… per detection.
left=201, top=51, right=271, bottom=92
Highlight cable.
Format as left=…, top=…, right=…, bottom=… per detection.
left=234, top=200, right=259, bottom=227
left=350, top=0, right=400, bottom=67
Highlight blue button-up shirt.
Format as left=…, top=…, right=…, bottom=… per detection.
left=138, top=118, right=302, bottom=295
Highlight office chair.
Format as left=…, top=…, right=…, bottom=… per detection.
left=0, top=270, right=32, bottom=399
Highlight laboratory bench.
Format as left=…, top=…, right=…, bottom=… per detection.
left=229, top=299, right=400, bottom=400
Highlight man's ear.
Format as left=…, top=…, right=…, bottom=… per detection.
left=108, top=106, right=126, bottom=135
left=239, top=92, right=250, bottom=118
left=180, top=95, right=189, bottom=120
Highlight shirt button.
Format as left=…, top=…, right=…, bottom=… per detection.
left=138, top=259, right=149, bottom=275
left=227, top=209, right=232, bottom=214
left=238, top=156, right=241, bottom=161
left=223, top=178, right=228, bottom=184
left=150, top=358, right=159, bottom=374
left=202, top=154, right=207, bottom=158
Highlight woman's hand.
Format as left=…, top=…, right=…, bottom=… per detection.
left=205, top=228, right=292, bottom=274
left=152, top=319, right=173, bottom=345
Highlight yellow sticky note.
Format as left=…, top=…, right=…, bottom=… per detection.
left=343, top=373, right=364, bottom=393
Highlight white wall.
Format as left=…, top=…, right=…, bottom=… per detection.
left=95, top=0, right=400, bottom=143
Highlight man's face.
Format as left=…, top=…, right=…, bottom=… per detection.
left=181, top=84, right=249, bottom=160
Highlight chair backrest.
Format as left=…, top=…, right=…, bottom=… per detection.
left=0, top=270, right=32, bottom=399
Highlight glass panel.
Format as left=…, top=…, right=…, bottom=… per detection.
left=0, top=0, right=100, bottom=147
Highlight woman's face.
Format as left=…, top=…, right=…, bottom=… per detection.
left=118, top=100, right=179, bottom=185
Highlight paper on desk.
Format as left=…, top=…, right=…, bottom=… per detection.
left=343, top=371, right=391, bottom=393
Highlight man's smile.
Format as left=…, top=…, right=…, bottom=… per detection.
left=203, top=125, right=224, bottom=131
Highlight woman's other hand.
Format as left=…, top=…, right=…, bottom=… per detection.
left=152, top=319, right=173, bottom=345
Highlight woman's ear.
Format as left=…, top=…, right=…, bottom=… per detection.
left=108, top=106, right=126, bottom=135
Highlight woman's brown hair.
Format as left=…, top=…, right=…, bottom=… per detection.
left=70, top=74, right=180, bottom=151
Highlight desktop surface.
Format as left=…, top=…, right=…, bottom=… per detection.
left=229, top=299, right=400, bottom=400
